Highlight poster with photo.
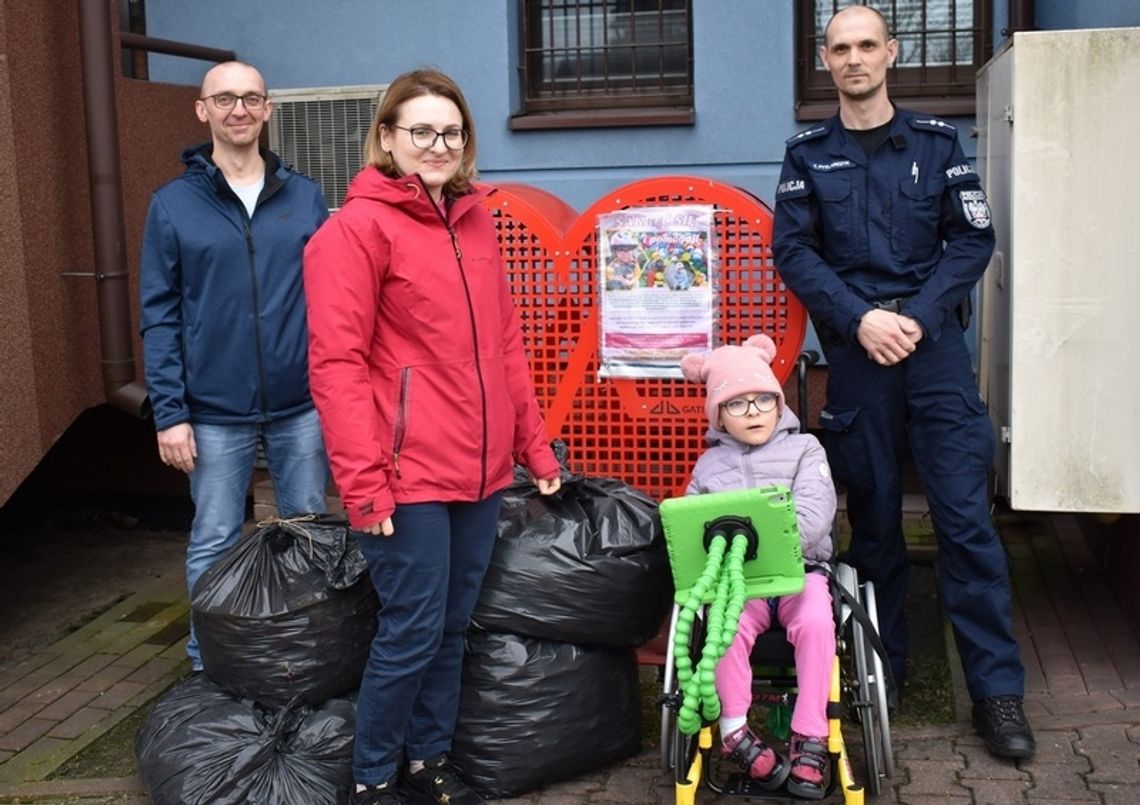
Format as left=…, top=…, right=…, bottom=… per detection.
left=597, top=205, right=716, bottom=378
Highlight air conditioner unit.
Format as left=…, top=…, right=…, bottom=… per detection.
left=267, top=84, right=386, bottom=210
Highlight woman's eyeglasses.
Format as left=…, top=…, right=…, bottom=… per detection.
left=392, top=125, right=469, bottom=150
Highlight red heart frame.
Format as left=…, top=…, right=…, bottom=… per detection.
left=485, top=176, right=806, bottom=501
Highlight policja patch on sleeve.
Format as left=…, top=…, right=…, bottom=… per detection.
left=959, top=189, right=992, bottom=229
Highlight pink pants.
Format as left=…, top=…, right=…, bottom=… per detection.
left=715, top=572, right=835, bottom=738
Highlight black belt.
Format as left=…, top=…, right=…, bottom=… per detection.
left=871, top=297, right=908, bottom=313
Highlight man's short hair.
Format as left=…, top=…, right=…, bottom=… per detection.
left=823, top=3, right=892, bottom=46
left=199, top=60, right=267, bottom=96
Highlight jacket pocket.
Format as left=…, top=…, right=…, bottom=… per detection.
left=894, top=176, right=946, bottom=259
left=811, top=171, right=856, bottom=256
left=391, top=367, right=412, bottom=478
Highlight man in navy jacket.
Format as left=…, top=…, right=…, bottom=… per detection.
left=139, top=61, right=329, bottom=672
left=772, top=6, right=1034, bottom=760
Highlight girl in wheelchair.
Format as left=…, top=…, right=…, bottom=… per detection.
left=681, top=333, right=838, bottom=800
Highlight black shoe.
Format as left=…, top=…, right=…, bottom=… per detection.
left=973, top=695, right=1036, bottom=759
left=354, top=779, right=410, bottom=805
left=404, top=755, right=485, bottom=805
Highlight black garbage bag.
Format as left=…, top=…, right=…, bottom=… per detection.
left=192, top=515, right=378, bottom=707
left=135, top=673, right=355, bottom=805
left=451, top=629, right=642, bottom=798
left=472, top=445, right=672, bottom=647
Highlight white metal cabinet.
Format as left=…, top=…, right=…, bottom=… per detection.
left=977, top=28, right=1140, bottom=512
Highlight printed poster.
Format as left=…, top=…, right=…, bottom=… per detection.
left=597, top=205, right=716, bottom=378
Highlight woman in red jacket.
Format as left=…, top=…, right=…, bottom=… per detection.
left=303, top=69, right=561, bottom=805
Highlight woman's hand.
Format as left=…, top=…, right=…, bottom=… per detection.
left=363, top=517, right=395, bottom=536
left=535, top=476, right=562, bottom=495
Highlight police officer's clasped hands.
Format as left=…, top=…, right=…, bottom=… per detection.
left=857, top=309, right=922, bottom=366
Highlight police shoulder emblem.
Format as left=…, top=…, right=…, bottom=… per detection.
left=909, top=116, right=958, bottom=137
left=959, top=189, right=992, bottom=229
left=786, top=124, right=829, bottom=148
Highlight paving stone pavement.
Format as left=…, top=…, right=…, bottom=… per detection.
left=0, top=510, right=1136, bottom=804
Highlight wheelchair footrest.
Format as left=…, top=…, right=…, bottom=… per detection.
left=708, top=756, right=841, bottom=801
left=717, top=771, right=798, bottom=800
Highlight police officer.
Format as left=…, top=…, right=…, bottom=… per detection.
left=772, top=5, right=1034, bottom=760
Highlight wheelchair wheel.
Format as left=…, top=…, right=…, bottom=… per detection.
left=661, top=604, right=708, bottom=782
left=850, top=578, right=892, bottom=794
left=859, top=581, right=894, bottom=778
left=660, top=605, right=681, bottom=773
left=834, top=563, right=894, bottom=796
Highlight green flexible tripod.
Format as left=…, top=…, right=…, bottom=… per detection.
left=660, top=487, right=806, bottom=736
left=671, top=517, right=752, bottom=734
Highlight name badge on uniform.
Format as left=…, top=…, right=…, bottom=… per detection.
left=959, top=189, right=991, bottom=229
left=808, top=159, right=855, bottom=172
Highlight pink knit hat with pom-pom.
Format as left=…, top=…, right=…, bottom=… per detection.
left=680, top=334, right=784, bottom=430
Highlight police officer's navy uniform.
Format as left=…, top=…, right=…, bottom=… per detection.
left=772, top=107, right=1025, bottom=704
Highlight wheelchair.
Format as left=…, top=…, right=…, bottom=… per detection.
left=656, top=487, right=895, bottom=805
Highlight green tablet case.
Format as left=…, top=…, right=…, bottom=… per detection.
left=659, top=486, right=805, bottom=604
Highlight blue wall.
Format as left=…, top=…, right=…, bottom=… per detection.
left=1035, top=0, right=1140, bottom=30
left=139, top=0, right=813, bottom=348
left=143, top=0, right=1135, bottom=211
left=143, top=1, right=1133, bottom=359
left=144, top=2, right=820, bottom=212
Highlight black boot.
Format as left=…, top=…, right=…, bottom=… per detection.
left=973, top=695, right=1036, bottom=759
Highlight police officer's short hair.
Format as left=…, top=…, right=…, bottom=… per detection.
left=823, top=3, right=893, bottom=46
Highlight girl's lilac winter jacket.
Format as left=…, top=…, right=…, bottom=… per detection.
left=685, top=407, right=837, bottom=566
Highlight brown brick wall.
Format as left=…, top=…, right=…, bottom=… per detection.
left=0, top=0, right=212, bottom=504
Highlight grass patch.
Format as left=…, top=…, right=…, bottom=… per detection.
left=49, top=674, right=185, bottom=781
left=892, top=650, right=955, bottom=726
left=640, top=671, right=664, bottom=746
left=49, top=705, right=148, bottom=780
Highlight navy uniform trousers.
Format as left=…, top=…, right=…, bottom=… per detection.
left=820, top=327, right=1025, bottom=702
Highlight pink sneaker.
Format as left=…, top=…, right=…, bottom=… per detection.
left=721, top=725, right=790, bottom=790
left=786, top=733, right=829, bottom=799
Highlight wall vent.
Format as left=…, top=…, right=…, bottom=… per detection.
left=267, top=84, right=386, bottom=210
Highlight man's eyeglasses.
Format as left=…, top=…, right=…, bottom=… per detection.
left=392, top=125, right=469, bottom=150
left=200, top=93, right=267, bottom=110
left=720, top=394, right=779, bottom=417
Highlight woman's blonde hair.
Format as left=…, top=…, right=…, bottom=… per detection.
left=365, top=68, right=479, bottom=197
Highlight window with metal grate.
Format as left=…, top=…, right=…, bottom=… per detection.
left=514, top=0, right=694, bottom=129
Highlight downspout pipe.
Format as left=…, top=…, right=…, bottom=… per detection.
left=1006, top=0, right=1036, bottom=35
left=78, top=0, right=150, bottom=417
left=119, top=32, right=235, bottom=63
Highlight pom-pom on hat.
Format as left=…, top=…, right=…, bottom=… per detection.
left=680, top=334, right=784, bottom=430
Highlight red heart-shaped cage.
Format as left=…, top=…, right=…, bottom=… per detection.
left=484, top=176, right=807, bottom=501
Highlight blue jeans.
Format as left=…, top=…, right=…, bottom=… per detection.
left=353, top=494, right=502, bottom=786
left=186, top=408, right=329, bottom=669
